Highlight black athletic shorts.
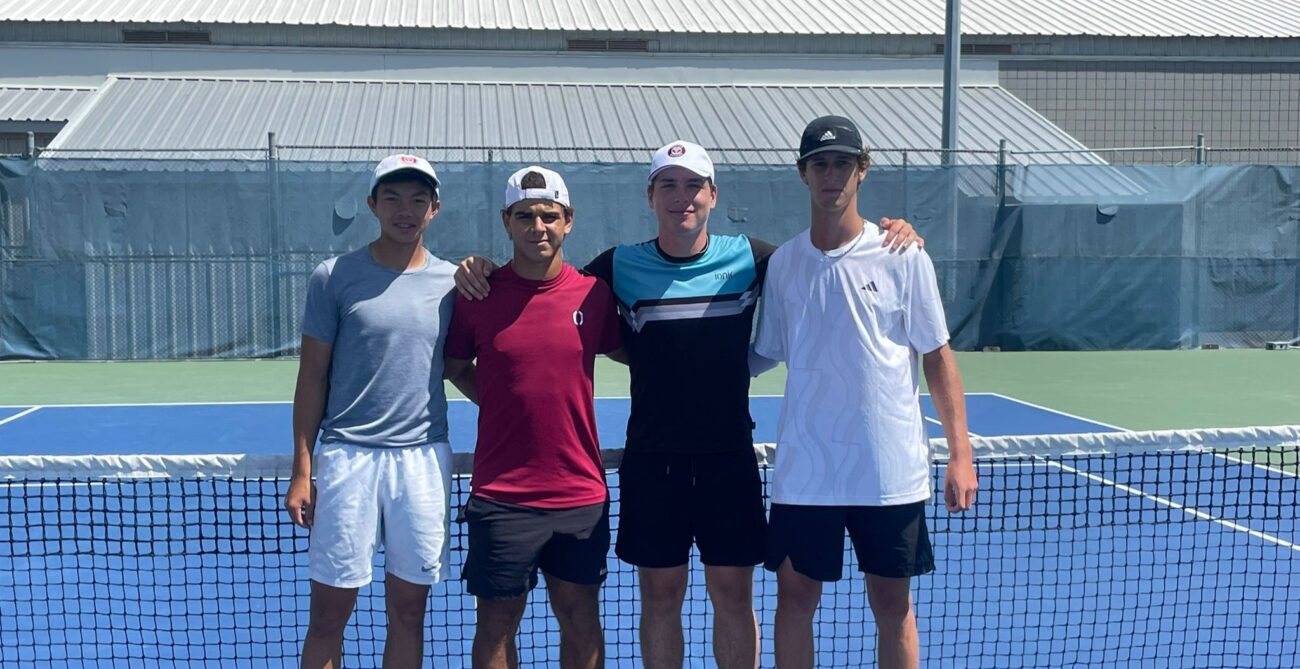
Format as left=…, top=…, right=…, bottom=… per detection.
left=463, top=495, right=610, bottom=599
left=615, top=449, right=766, bottom=568
left=764, top=501, right=934, bottom=581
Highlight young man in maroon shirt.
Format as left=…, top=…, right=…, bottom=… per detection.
left=444, top=166, right=624, bottom=669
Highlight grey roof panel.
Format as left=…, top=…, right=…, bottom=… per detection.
left=42, top=75, right=1145, bottom=198
left=1, top=0, right=1296, bottom=37
left=0, top=85, right=94, bottom=123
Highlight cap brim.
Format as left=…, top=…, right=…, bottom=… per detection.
left=648, top=164, right=713, bottom=181
left=798, top=144, right=862, bottom=160
left=382, top=166, right=440, bottom=188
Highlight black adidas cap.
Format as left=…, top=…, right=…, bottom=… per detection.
left=798, top=115, right=865, bottom=161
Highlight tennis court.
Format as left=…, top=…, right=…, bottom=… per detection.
left=1, top=358, right=1298, bottom=668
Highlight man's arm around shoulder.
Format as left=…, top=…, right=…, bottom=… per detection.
left=444, top=357, right=479, bottom=405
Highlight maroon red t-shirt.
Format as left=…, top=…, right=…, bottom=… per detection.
left=445, top=263, right=623, bottom=509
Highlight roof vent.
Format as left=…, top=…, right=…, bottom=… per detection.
left=934, top=43, right=1013, bottom=55
left=123, top=30, right=212, bottom=45
left=567, top=38, right=651, bottom=52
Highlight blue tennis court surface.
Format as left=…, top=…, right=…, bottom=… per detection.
left=0, top=393, right=1118, bottom=455
left=2, top=394, right=1296, bottom=668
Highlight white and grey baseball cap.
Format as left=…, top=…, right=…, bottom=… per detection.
left=649, top=140, right=715, bottom=182
left=368, top=154, right=440, bottom=197
left=504, top=165, right=571, bottom=209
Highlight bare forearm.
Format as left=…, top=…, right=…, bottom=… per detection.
left=922, top=346, right=972, bottom=462
left=445, top=359, right=479, bottom=404
left=291, top=374, right=327, bottom=478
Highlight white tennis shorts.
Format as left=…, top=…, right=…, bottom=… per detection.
left=308, top=441, right=453, bottom=588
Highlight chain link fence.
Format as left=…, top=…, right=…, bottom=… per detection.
left=1, top=151, right=1296, bottom=359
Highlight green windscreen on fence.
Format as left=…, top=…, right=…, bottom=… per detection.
left=1, top=159, right=1297, bottom=358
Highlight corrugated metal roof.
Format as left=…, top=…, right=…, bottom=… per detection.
left=46, top=76, right=1099, bottom=162
left=45, top=76, right=1141, bottom=198
left=1, top=0, right=1296, bottom=38
left=0, top=85, right=94, bottom=123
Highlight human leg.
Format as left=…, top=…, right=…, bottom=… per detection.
left=847, top=502, right=933, bottom=669
left=866, top=575, right=917, bottom=669
left=764, top=504, right=847, bottom=669
left=301, top=581, right=359, bottom=669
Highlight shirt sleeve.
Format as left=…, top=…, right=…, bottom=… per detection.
left=300, top=261, right=338, bottom=344
left=748, top=236, right=778, bottom=284
left=592, top=279, right=624, bottom=354
left=444, top=294, right=477, bottom=360
left=752, top=253, right=787, bottom=362
left=903, top=249, right=951, bottom=355
left=582, top=247, right=616, bottom=287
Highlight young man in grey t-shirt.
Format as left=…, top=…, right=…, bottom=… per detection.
left=284, top=154, right=476, bottom=669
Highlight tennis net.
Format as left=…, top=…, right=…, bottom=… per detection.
left=2, top=425, right=1298, bottom=668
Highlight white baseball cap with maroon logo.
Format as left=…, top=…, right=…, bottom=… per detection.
left=649, top=140, right=715, bottom=182
left=368, top=153, right=440, bottom=197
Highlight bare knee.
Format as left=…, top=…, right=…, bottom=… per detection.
left=307, top=582, right=359, bottom=638
left=866, top=576, right=913, bottom=625
left=705, top=566, right=754, bottom=616
left=477, top=596, right=528, bottom=639
left=384, top=576, right=431, bottom=633
left=776, top=565, right=822, bottom=620
left=640, top=566, right=688, bottom=614
left=546, top=577, right=602, bottom=633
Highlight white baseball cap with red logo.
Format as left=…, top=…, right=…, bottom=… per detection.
left=368, top=154, right=440, bottom=197
left=649, top=140, right=715, bottom=182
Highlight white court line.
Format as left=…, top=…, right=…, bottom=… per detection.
left=0, top=406, right=41, bottom=426
left=751, top=392, right=997, bottom=399
left=985, top=392, right=1128, bottom=431
left=1045, top=457, right=1300, bottom=553
left=0, top=400, right=291, bottom=409
left=985, top=392, right=1297, bottom=480
left=2, top=389, right=1003, bottom=410
left=0, top=398, right=479, bottom=409
left=1201, top=450, right=1299, bottom=479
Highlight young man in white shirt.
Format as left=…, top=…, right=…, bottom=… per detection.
left=754, top=116, right=979, bottom=669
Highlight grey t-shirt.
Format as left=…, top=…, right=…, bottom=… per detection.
left=301, top=247, right=457, bottom=448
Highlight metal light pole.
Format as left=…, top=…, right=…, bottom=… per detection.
left=941, top=0, right=962, bottom=165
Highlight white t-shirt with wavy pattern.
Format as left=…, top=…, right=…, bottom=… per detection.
left=754, top=223, right=949, bottom=506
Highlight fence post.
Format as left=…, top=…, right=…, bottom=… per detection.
left=996, top=139, right=1008, bottom=205
left=1195, top=133, right=1206, bottom=165
left=24, top=132, right=36, bottom=158
left=901, top=150, right=910, bottom=218
left=266, top=131, right=283, bottom=354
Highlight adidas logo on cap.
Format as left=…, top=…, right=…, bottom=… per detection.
left=798, top=116, right=865, bottom=160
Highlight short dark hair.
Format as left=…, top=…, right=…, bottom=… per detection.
left=518, top=171, right=547, bottom=189
left=796, top=148, right=871, bottom=173
left=370, top=171, right=438, bottom=200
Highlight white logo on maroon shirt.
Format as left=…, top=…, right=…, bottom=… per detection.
left=573, top=310, right=584, bottom=326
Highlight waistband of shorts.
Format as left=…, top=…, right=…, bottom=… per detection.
left=320, top=439, right=451, bottom=451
